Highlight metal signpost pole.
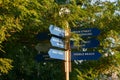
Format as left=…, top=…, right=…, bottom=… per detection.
left=65, top=22, right=71, bottom=80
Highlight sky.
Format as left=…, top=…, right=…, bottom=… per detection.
left=92, top=0, right=117, bottom=3
left=102, top=0, right=117, bottom=2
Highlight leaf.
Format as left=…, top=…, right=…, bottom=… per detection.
left=0, top=58, right=13, bottom=74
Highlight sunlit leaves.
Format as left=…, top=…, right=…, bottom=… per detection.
left=0, top=0, right=119, bottom=79
left=0, top=58, right=13, bottom=74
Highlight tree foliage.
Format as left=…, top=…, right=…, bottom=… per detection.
left=0, top=0, right=120, bottom=79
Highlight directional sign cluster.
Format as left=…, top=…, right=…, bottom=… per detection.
left=36, top=26, right=101, bottom=61
left=48, top=25, right=65, bottom=60
left=71, top=27, right=101, bottom=60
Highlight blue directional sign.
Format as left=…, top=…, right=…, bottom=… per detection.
left=72, top=28, right=100, bottom=36
left=48, top=49, right=65, bottom=60
left=35, top=54, right=56, bottom=62
left=49, top=25, right=65, bottom=37
left=71, top=52, right=101, bottom=60
left=50, top=37, right=65, bottom=48
left=36, top=32, right=50, bottom=41
left=70, top=39, right=100, bottom=48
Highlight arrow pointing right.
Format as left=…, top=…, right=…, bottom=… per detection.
left=71, top=52, right=102, bottom=60
left=72, top=28, right=100, bottom=36
left=70, top=39, right=100, bottom=48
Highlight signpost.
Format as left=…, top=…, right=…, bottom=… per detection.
left=72, top=28, right=100, bottom=36
left=50, top=37, right=65, bottom=49
left=71, top=52, right=101, bottom=60
left=48, top=24, right=101, bottom=80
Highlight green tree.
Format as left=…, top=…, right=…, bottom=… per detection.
left=70, top=0, right=120, bottom=79
left=0, top=0, right=120, bottom=80
left=0, top=0, right=22, bottom=74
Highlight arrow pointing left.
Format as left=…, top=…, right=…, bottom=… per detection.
left=49, top=25, right=65, bottom=38
left=50, top=37, right=65, bottom=48
left=48, top=49, right=65, bottom=60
